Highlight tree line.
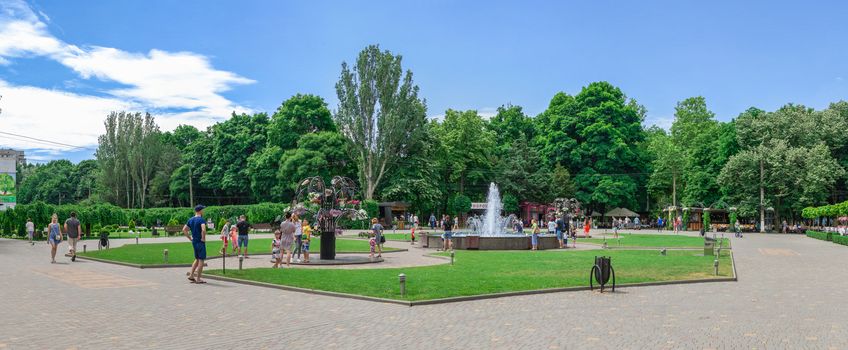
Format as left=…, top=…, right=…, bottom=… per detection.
left=14, top=45, right=848, bottom=224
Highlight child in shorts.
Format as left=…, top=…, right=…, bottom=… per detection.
left=301, top=219, right=312, bottom=263
left=219, top=220, right=231, bottom=255
left=410, top=227, right=416, bottom=245
left=369, top=233, right=377, bottom=259
left=271, top=230, right=282, bottom=268
left=229, top=225, right=239, bottom=255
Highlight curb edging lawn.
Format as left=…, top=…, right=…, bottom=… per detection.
left=77, top=248, right=407, bottom=269
left=204, top=250, right=738, bottom=306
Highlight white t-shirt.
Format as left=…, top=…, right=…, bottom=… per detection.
left=547, top=221, right=556, bottom=232
left=25, top=222, right=34, bottom=232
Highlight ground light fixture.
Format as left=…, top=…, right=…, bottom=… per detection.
left=398, top=273, right=406, bottom=297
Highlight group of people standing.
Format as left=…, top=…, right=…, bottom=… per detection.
left=272, top=212, right=312, bottom=268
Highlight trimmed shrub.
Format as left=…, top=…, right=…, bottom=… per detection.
left=832, top=234, right=848, bottom=246
left=806, top=230, right=831, bottom=241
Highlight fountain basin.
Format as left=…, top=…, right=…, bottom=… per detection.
left=422, top=233, right=562, bottom=250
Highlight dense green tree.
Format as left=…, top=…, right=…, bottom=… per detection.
left=18, top=160, right=76, bottom=204
left=335, top=45, right=428, bottom=199
left=95, top=111, right=163, bottom=208
left=267, top=94, right=336, bottom=150
left=487, top=104, right=535, bottom=155
left=538, top=82, right=646, bottom=212
left=277, top=132, right=356, bottom=196
left=432, top=109, right=495, bottom=195
left=380, top=128, right=444, bottom=216
left=202, top=112, right=269, bottom=203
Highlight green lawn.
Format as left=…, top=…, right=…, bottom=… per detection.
left=582, top=234, right=730, bottom=248
left=207, top=249, right=733, bottom=301
left=78, top=238, right=396, bottom=265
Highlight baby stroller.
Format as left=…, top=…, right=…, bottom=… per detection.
left=98, top=231, right=110, bottom=249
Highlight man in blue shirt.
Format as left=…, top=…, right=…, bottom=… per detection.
left=183, top=205, right=207, bottom=284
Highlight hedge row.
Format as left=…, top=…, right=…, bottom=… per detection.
left=806, top=230, right=831, bottom=241
left=805, top=230, right=848, bottom=247
left=802, top=201, right=848, bottom=219
left=0, top=202, right=288, bottom=236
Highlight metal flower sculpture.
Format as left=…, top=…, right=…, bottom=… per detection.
left=291, top=176, right=363, bottom=260
left=553, top=198, right=582, bottom=218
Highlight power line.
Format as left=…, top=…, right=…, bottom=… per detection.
left=0, top=131, right=96, bottom=151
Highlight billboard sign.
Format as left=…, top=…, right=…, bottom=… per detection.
left=0, top=172, right=14, bottom=209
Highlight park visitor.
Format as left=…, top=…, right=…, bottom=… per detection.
left=782, top=220, right=788, bottom=234
left=413, top=214, right=419, bottom=229
left=657, top=216, right=663, bottom=231
left=547, top=218, right=556, bottom=236
left=371, top=218, right=384, bottom=257
left=410, top=226, right=416, bottom=245
left=229, top=224, right=239, bottom=255
left=584, top=218, right=591, bottom=236
left=453, top=216, right=459, bottom=230
left=26, top=218, right=34, bottom=245
left=301, top=219, right=312, bottom=263
left=219, top=219, right=231, bottom=255
left=183, top=205, right=207, bottom=284
left=514, top=220, right=524, bottom=234
left=369, top=232, right=377, bottom=259
left=293, top=214, right=304, bottom=262
left=530, top=219, right=540, bottom=250
left=429, top=213, right=436, bottom=230
left=613, top=218, right=619, bottom=238
left=236, top=215, right=252, bottom=258
left=555, top=216, right=565, bottom=248
left=64, top=211, right=82, bottom=262
left=279, top=213, right=296, bottom=267
left=442, top=215, right=453, bottom=251
left=47, top=213, right=62, bottom=263
left=271, top=230, right=283, bottom=268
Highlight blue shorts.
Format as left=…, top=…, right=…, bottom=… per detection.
left=302, top=243, right=310, bottom=252
left=555, top=230, right=563, bottom=240
left=531, top=234, right=539, bottom=245
left=444, top=232, right=453, bottom=239
left=192, top=241, right=207, bottom=260
left=238, top=235, right=249, bottom=248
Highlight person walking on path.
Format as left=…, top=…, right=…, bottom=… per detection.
left=292, top=214, right=304, bottom=262
left=371, top=218, right=385, bottom=257
left=530, top=219, right=540, bottom=250
left=183, top=205, right=208, bottom=284
left=584, top=218, right=591, bottom=237
left=219, top=219, right=232, bottom=255
left=26, top=218, right=35, bottom=245
left=429, top=213, right=436, bottom=230
left=235, top=215, right=252, bottom=258
left=64, top=211, right=81, bottom=262
left=279, top=213, right=297, bottom=267
left=47, top=214, right=62, bottom=263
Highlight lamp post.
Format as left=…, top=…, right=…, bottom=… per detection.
left=398, top=273, right=407, bottom=297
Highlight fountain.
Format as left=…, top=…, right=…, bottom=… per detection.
left=424, top=182, right=562, bottom=250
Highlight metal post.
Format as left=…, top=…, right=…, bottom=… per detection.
left=450, top=250, right=455, bottom=265
left=163, top=249, right=168, bottom=264
left=714, top=259, right=719, bottom=276
left=222, top=247, right=226, bottom=275
left=661, top=248, right=667, bottom=256
left=239, top=255, right=244, bottom=271
left=83, top=244, right=86, bottom=253
left=398, top=273, right=406, bottom=297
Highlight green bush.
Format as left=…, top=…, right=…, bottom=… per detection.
left=832, top=234, right=848, bottom=246
left=806, top=230, right=831, bottom=241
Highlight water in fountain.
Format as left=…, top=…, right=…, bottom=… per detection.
left=464, top=183, right=519, bottom=236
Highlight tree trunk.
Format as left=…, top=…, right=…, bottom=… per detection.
left=672, top=173, right=677, bottom=208
left=759, top=159, right=765, bottom=233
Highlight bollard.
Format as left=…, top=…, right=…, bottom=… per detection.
left=83, top=244, right=86, bottom=253
left=239, top=255, right=244, bottom=271
left=714, top=259, right=719, bottom=276
left=603, top=242, right=608, bottom=249
left=450, top=250, right=455, bottom=265
left=660, top=248, right=667, bottom=256
left=398, top=273, right=406, bottom=297
left=163, top=249, right=169, bottom=264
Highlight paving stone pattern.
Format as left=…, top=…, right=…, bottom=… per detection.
left=1, top=232, right=845, bottom=349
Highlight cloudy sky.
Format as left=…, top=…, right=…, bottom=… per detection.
left=1, top=0, right=847, bottom=162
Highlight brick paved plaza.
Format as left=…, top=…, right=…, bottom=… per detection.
left=1, top=233, right=845, bottom=349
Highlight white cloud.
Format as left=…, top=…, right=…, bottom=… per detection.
left=643, top=115, right=674, bottom=130
left=0, top=0, right=254, bottom=156
left=0, top=79, right=135, bottom=150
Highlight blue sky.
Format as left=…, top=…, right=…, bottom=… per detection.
left=1, top=0, right=847, bottom=162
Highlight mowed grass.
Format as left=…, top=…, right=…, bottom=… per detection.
left=206, top=249, right=733, bottom=301
left=582, top=234, right=730, bottom=248
left=78, top=238, right=397, bottom=265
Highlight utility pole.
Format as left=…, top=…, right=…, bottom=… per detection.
left=189, top=165, right=194, bottom=208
